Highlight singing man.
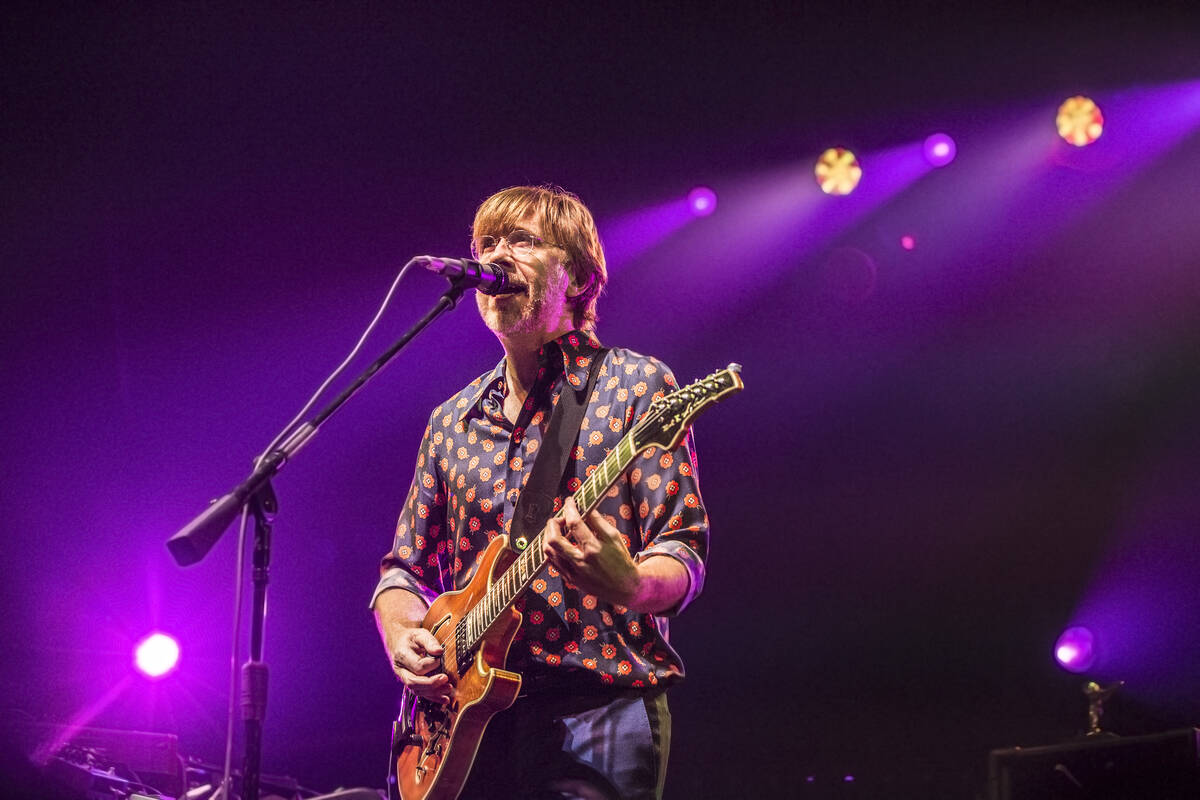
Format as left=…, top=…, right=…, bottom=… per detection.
left=372, top=185, right=709, bottom=799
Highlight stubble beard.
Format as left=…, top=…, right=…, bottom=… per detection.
left=478, top=263, right=570, bottom=337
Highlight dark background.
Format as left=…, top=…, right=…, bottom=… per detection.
left=3, top=4, right=1200, bottom=798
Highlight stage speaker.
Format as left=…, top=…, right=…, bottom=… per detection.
left=987, top=728, right=1199, bottom=799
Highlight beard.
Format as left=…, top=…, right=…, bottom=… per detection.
left=476, top=261, right=571, bottom=337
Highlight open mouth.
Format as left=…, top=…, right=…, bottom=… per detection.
left=487, top=258, right=526, bottom=295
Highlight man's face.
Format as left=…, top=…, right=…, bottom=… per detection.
left=474, top=218, right=574, bottom=338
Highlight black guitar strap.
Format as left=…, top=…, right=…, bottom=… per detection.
left=507, top=345, right=609, bottom=553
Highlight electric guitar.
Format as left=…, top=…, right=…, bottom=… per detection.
left=391, top=363, right=744, bottom=800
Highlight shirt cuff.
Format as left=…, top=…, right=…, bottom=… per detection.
left=634, top=540, right=705, bottom=616
left=369, top=567, right=438, bottom=610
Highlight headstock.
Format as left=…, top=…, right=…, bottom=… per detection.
left=635, top=363, right=744, bottom=452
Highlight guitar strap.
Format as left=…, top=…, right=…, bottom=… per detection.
left=507, top=344, right=609, bottom=553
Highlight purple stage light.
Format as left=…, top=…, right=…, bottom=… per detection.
left=687, top=186, right=717, bottom=217
left=1054, top=626, right=1096, bottom=673
left=134, top=632, right=180, bottom=678
left=923, top=133, right=957, bottom=167
left=900, top=234, right=916, bottom=250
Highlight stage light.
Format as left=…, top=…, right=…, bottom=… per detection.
left=815, top=147, right=862, bottom=195
left=687, top=186, right=717, bottom=217
left=1056, top=96, right=1104, bottom=146
left=922, top=133, right=956, bottom=167
left=1054, top=626, right=1096, bottom=673
left=134, top=632, right=180, bottom=678
left=900, top=235, right=916, bottom=251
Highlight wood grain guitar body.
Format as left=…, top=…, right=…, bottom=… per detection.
left=394, top=535, right=523, bottom=800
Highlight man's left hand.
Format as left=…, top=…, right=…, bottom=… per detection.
left=543, top=498, right=640, bottom=607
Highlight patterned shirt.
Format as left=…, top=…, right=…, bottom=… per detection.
left=372, top=330, right=708, bottom=691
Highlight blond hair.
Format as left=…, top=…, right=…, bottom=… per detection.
left=472, top=185, right=607, bottom=330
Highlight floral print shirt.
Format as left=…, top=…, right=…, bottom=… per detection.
left=373, top=330, right=708, bottom=690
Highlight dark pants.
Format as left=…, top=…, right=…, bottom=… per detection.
left=458, top=689, right=671, bottom=800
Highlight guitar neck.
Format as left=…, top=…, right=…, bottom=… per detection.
left=460, top=428, right=643, bottom=654
left=455, top=362, right=742, bottom=659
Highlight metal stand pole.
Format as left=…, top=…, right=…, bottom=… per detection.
left=167, top=273, right=471, bottom=800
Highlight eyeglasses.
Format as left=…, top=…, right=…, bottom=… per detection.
left=470, top=229, right=562, bottom=260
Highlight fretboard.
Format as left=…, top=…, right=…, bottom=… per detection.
left=457, top=423, right=645, bottom=656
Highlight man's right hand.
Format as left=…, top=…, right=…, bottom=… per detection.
left=390, top=626, right=454, bottom=705
left=375, top=588, right=454, bottom=706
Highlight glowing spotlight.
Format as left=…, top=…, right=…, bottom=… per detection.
left=1057, top=96, right=1104, bottom=146
left=900, top=235, right=916, bottom=251
left=134, top=632, right=180, bottom=678
left=686, top=186, right=717, bottom=217
left=922, top=133, right=956, bottom=167
left=815, top=147, right=862, bottom=195
left=1054, top=626, right=1096, bottom=673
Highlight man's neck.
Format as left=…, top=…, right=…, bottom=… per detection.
left=498, top=325, right=574, bottom=404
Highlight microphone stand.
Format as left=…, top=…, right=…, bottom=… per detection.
left=167, top=269, right=473, bottom=800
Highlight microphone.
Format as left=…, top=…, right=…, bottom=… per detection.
left=412, top=256, right=526, bottom=295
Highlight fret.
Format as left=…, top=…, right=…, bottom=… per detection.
left=530, top=536, right=544, bottom=571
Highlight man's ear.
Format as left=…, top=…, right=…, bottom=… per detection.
left=563, top=262, right=588, bottom=299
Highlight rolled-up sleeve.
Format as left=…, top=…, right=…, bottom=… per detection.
left=626, top=361, right=709, bottom=616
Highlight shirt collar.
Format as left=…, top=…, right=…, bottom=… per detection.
left=551, top=329, right=604, bottom=393
left=459, top=330, right=603, bottom=424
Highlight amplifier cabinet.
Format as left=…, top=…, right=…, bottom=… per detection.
left=988, top=728, right=1200, bottom=800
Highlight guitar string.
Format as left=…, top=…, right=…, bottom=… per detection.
left=455, top=389, right=683, bottom=655
left=455, top=372, right=730, bottom=653
left=452, top=369, right=736, bottom=656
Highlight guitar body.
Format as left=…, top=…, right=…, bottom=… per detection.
left=394, top=534, right=524, bottom=800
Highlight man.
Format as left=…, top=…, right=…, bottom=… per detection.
left=371, top=186, right=709, bottom=799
